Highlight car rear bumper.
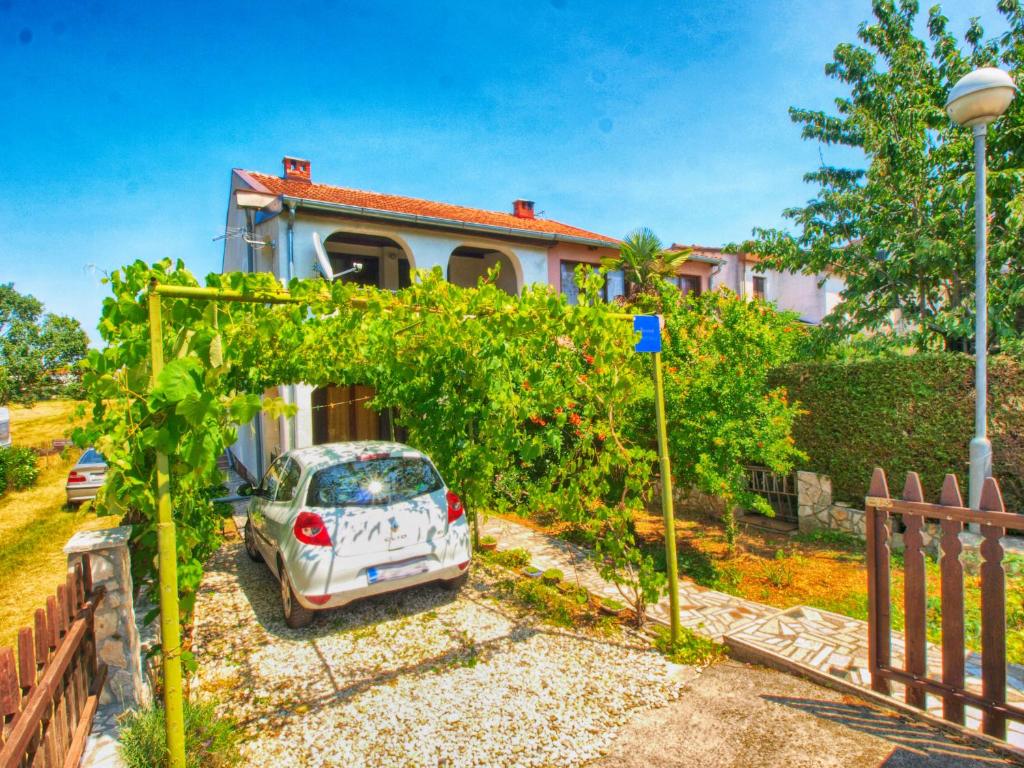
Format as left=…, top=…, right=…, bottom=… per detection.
left=287, top=522, right=472, bottom=610
left=66, top=483, right=102, bottom=503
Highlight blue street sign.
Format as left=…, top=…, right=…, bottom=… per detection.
left=633, top=315, right=661, bottom=353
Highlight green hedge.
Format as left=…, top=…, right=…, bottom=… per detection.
left=768, top=354, right=1024, bottom=511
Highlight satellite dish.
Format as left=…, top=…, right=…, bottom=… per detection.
left=312, top=232, right=335, bottom=281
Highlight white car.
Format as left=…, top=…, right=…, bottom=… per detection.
left=241, top=442, right=472, bottom=628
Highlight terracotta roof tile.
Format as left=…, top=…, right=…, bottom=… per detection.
left=239, top=170, right=619, bottom=245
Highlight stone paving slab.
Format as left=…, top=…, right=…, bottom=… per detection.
left=730, top=605, right=1024, bottom=748
left=482, top=514, right=1024, bottom=751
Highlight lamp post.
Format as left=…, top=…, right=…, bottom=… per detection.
left=945, top=67, right=1016, bottom=509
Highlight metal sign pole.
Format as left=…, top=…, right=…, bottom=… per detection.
left=653, top=349, right=681, bottom=644
left=632, top=314, right=681, bottom=645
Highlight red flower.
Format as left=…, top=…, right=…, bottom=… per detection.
left=554, top=407, right=563, bottom=415
left=569, top=412, right=582, bottom=426
left=584, top=354, right=595, bottom=365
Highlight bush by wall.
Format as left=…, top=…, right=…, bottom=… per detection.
left=0, top=445, right=40, bottom=497
left=769, top=354, right=1024, bottom=511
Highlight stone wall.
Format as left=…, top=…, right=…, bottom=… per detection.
left=796, top=470, right=946, bottom=555
left=64, top=527, right=149, bottom=708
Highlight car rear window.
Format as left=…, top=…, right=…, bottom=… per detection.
left=79, top=449, right=105, bottom=465
left=306, top=457, right=443, bottom=507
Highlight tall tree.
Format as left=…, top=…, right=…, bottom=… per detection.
left=0, top=284, right=89, bottom=404
left=739, top=1, right=1024, bottom=353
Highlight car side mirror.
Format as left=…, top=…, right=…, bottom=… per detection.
left=237, top=482, right=255, bottom=497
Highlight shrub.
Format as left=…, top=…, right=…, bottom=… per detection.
left=119, top=699, right=241, bottom=768
left=759, top=551, right=794, bottom=589
left=770, top=354, right=1024, bottom=511
left=0, top=446, right=39, bottom=496
left=541, top=568, right=564, bottom=585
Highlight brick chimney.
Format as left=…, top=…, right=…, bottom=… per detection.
left=512, top=199, right=535, bottom=219
left=282, top=156, right=311, bottom=182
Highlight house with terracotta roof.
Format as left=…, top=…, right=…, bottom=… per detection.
left=222, top=156, right=845, bottom=477
left=223, top=156, right=624, bottom=476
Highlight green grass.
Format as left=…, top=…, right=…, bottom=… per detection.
left=477, top=546, right=531, bottom=570
left=792, top=528, right=863, bottom=552
left=119, top=699, right=241, bottom=768
left=652, top=625, right=725, bottom=667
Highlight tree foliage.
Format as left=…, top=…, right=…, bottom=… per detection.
left=740, top=1, right=1024, bottom=354
left=0, top=283, right=90, bottom=404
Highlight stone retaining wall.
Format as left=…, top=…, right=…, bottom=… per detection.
left=796, top=470, right=949, bottom=554
left=64, top=527, right=149, bottom=708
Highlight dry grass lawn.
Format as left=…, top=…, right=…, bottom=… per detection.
left=0, top=401, right=110, bottom=650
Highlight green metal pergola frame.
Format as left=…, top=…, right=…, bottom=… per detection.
left=145, top=280, right=679, bottom=768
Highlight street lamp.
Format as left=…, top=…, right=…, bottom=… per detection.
left=945, top=67, right=1017, bottom=508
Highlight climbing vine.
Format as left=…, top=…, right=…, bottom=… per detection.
left=77, top=258, right=802, bottom=634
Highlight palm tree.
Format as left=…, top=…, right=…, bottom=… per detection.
left=602, top=228, right=691, bottom=296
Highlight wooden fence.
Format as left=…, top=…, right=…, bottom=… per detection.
left=866, top=468, right=1024, bottom=740
left=0, top=556, right=107, bottom=768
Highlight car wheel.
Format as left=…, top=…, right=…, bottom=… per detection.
left=279, top=561, right=314, bottom=629
left=243, top=521, right=263, bottom=562
left=441, top=571, right=469, bottom=592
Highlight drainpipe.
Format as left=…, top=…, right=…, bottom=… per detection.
left=286, top=202, right=299, bottom=451
left=245, top=209, right=265, bottom=475
left=708, top=261, right=723, bottom=292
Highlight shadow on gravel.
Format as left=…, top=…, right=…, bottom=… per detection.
left=763, top=696, right=1015, bottom=767
left=200, top=542, right=670, bottom=731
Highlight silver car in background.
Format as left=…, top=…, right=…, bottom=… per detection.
left=241, top=441, right=472, bottom=628
left=65, top=448, right=107, bottom=506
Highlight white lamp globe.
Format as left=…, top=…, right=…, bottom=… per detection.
left=946, top=67, right=1017, bottom=127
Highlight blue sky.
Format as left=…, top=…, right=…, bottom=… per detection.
left=0, top=0, right=1005, bottom=342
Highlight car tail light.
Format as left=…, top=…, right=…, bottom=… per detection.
left=306, top=594, right=331, bottom=606
left=446, top=491, right=464, bottom=524
left=457, top=560, right=470, bottom=571
left=67, top=471, right=87, bottom=484
left=293, top=511, right=332, bottom=547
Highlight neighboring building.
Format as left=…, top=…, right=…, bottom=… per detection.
left=676, top=245, right=845, bottom=325
left=222, top=156, right=619, bottom=478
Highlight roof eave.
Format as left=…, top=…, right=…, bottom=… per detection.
left=280, top=194, right=619, bottom=249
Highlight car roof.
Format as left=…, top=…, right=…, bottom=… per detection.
left=287, top=441, right=428, bottom=472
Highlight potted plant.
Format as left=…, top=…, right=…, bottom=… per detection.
left=479, top=535, right=498, bottom=552
left=541, top=568, right=563, bottom=586
left=522, top=565, right=543, bottom=579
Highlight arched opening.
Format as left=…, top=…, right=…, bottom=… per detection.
left=323, top=231, right=413, bottom=291
left=311, top=230, right=413, bottom=444
left=447, top=246, right=520, bottom=295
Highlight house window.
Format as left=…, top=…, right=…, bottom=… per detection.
left=752, top=276, right=767, bottom=300
left=673, top=275, right=702, bottom=297
left=560, top=261, right=626, bottom=304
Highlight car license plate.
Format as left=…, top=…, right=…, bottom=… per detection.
left=366, top=560, right=428, bottom=585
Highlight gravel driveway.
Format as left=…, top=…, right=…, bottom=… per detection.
left=192, top=542, right=697, bottom=768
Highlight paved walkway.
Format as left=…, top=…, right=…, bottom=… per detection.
left=480, top=515, right=1024, bottom=752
